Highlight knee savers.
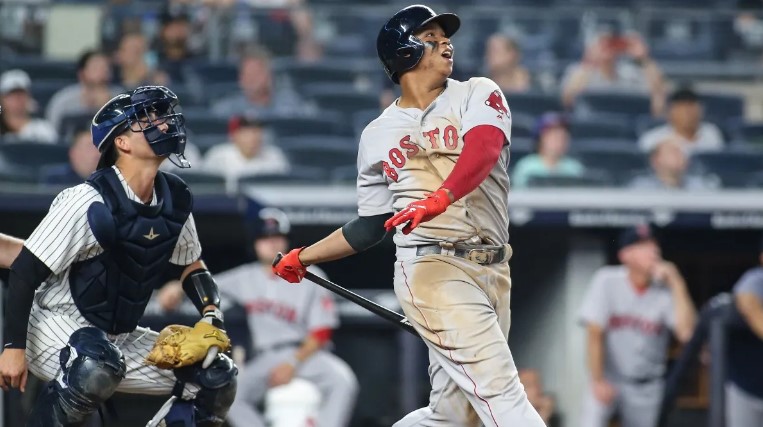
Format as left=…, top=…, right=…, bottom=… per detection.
left=28, top=327, right=126, bottom=425
left=165, top=354, right=238, bottom=427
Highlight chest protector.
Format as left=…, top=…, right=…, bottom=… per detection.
left=69, top=168, right=192, bottom=334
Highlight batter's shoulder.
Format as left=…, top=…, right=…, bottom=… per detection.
left=466, top=76, right=502, bottom=92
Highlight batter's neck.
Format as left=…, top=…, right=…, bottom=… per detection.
left=398, top=80, right=447, bottom=110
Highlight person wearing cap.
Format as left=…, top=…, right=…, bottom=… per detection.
left=628, top=136, right=718, bottom=190
left=45, top=49, right=123, bottom=132
left=201, top=114, right=290, bottom=186
left=726, top=235, right=763, bottom=427
left=0, top=69, right=57, bottom=144
left=158, top=207, right=359, bottom=427
left=511, top=112, right=585, bottom=188
left=638, top=86, right=725, bottom=154
left=578, top=225, right=696, bottom=427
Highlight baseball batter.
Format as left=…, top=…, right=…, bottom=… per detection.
left=579, top=225, right=696, bottom=427
left=0, top=86, right=237, bottom=426
left=273, top=5, right=546, bottom=426
left=214, top=207, right=358, bottom=427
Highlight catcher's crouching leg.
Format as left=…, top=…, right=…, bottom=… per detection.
left=162, top=354, right=238, bottom=427
left=27, top=327, right=126, bottom=426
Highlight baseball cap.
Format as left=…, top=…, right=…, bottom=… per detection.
left=668, top=87, right=699, bottom=104
left=0, top=69, right=31, bottom=95
left=228, top=114, right=264, bottom=135
left=617, top=224, right=657, bottom=251
left=255, top=207, right=291, bottom=239
left=533, top=112, right=568, bottom=140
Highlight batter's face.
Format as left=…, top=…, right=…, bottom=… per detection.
left=412, top=22, right=454, bottom=79
left=254, top=235, right=288, bottom=264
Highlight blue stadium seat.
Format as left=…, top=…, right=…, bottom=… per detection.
left=5, top=57, right=77, bottom=82
left=700, top=93, right=745, bottom=123
left=511, top=114, right=536, bottom=139
left=574, top=93, right=652, bottom=120
left=303, top=84, right=379, bottom=117
left=188, top=134, right=227, bottom=155
left=30, top=80, right=71, bottom=113
left=353, top=109, right=382, bottom=138
left=727, top=121, right=763, bottom=146
left=237, top=167, right=328, bottom=185
left=172, top=171, right=226, bottom=193
left=505, top=92, right=563, bottom=117
left=274, top=58, right=378, bottom=93
left=526, top=171, right=612, bottom=188
left=283, top=141, right=358, bottom=171
left=569, top=116, right=635, bottom=140
left=690, top=148, right=763, bottom=188
left=263, top=112, right=352, bottom=138
left=572, top=138, right=638, bottom=151
left=278, top=136, right=357, bottom=151
left=182, top=109, right=230, bottom=135
left=0, top=143, right=69, bottom=175
left=331, top=165, right=358, bottom=184
left=189, top=61, right=239, bottom=84
left=572, top=147, right=649, bottom=184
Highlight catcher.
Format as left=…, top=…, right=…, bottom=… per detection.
left=0, top=86, right=236, bottom=426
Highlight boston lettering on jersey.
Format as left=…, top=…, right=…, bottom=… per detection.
left=245, top=298, right=298, bottom=323
left=607, top=314, right=664, bottom=335
left=382, top=126, right=461, bottom=182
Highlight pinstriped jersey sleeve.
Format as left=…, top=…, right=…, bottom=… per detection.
left=25, top=185, right=101, bottom=275
left=170, top=213, right=202, bottom=266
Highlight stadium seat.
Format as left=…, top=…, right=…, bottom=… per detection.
left=283, top=142, right=358, bottom=171
left=172, top=171, right=226, bottom=193
left=274, top=58, right=378, bottom=93
left=263, top=113, right=352, bottom=138
left=690, top=149, right=763, bottom=188
left=189, top=61, right=239, bottom=84
left=237, top=167, right=328, bottom=186
left=303, top=84, right=379, bottom=118
left=646, top=17, right=720, bottom=61
left=5, top=57, right=77, bottom=82
left=569, top=116, right=635, bottom=140
left=572, top=138, right=638, bottom=151
left=187, top=134, right=227, bottom=155
left=331, top=165, right=358, bottom=184
left=278, top=136, right=357, bottom=151
left=504, top=92, right=563, bottom=117
left=526, top=171, right=612, bottom=188
left=700, top=93, right=745, bottom=123
left=727, top=121, right=763, bottom=146
left=0, top=143, right=69, bottom=173
left=574, top=93, right=652, bottom=120
left=572, top=147, right=650, bottom=184
left=30, top=80, right=71, bottom=113
left=58, top=111, right=97, bottom=140
left=181, top=109, right=230, bottom=135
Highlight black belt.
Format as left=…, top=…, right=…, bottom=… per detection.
left=416, top=244, right=507, bottom=265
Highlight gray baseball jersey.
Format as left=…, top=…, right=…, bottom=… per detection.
left=357, top=77, right=512, bottom=247
left=358, top=77, right=546, bottom=427
left=579, top=265, right=676, bottom=427
left=217, top=263, right=357, bottom=427
left=24, top=165, right=201, bottom=398
left=215, top=263, right=338, bottom=351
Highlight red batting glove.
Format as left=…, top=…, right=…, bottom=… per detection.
left=384, top=188, right=452, bottom=235
left=272, top=247, right=308, bottom=283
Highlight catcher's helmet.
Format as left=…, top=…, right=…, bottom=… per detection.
left=376, top=4, right=460, bottom=84
left=91, top=85, right=188, bottom=169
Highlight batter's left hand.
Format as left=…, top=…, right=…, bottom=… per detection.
left=385, top=188, right=452, bottom=234
left=269, top=362, right=296, bottom=387
left=272, top=248, right=308, bottom=283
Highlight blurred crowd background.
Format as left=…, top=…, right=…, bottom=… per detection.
left=2, top=0, right=763, bottom=427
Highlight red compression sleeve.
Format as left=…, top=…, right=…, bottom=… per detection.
left=441, top=125, right=506, bottom=201
left=310, top=328, right=333, bottom=345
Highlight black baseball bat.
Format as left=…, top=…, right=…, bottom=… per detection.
left=273, top=253, right=418, bottom=336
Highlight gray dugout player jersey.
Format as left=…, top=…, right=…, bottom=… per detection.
left=215, top=263, right=339, bottom=351
left=580, top=266, right=677, bottom=380
left=357, top=78, right=513, bottom=247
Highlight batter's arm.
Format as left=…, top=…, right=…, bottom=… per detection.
left=0, top=233, right=23, bottom=269
left=735, top=292, right=763, bottom=340
left=299, top=214, right=391, bottom=265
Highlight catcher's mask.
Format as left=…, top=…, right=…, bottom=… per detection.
left=92, top=85, right=189, bottom=169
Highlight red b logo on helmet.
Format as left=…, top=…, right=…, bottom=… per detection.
left=485, top=90, right=508, bottom=118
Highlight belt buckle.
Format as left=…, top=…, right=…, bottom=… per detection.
left=466, top=248, right=493, bottom=265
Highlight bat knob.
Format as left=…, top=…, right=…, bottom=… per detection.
left=272, top=252, right=284, bottom=267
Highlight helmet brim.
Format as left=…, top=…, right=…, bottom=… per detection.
left=420, top=13, right=460, bottom=38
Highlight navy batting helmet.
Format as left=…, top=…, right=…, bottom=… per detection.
left=91, top=85, right=188, bottom=169
left=376, top=4, right=460, bottom=84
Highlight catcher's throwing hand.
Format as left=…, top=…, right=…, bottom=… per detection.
left=272, top=248, right=307, bottom=283
left=384, top=188, right=452, bottom=234
left=146, top=321, right=231, bottom=370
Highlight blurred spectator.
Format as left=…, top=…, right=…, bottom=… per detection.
left=155, top=10, right=198, bottom=84
left=238, top=0, right=315, bottom=57
left=113, top=32, right=169, bottom=90
left=518, top=369, right=556, bottom=425
left=0, top=70, right=57, bottom=144
left=484, top=34, right=531, bottom=93
left=638, top=87, right=725, bottom=153
left=40, top=126, right=99, bottom=186
left=45, top=50, right=122, bottom=132
left=727, top=235, right=763, bottom=427
left=511, top=113, right=585, bottom=188
left=211, top=45, right=305, bottom=118
left=735, top=0, right=763, bottom=61
left=202, top=115, right=290, bottom=182
left=561, top=31, right=666, bottom=116
left=629, top=138, right=717, bottom=190
left=579, top=225, right=696, bottom=427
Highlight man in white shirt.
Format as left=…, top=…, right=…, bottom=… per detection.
left=638, top=87, right=725, bottom=154
left=202, top=115, right=290, bottom=187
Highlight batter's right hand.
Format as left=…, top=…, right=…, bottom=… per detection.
left=0, top=348, right=28, bottom=392
left=272, top=248, right=308, bottom=283
left=592, top=379, right=617, bottom=405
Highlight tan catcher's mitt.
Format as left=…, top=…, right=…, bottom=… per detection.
left=145, top=321, right=231, bottom=369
